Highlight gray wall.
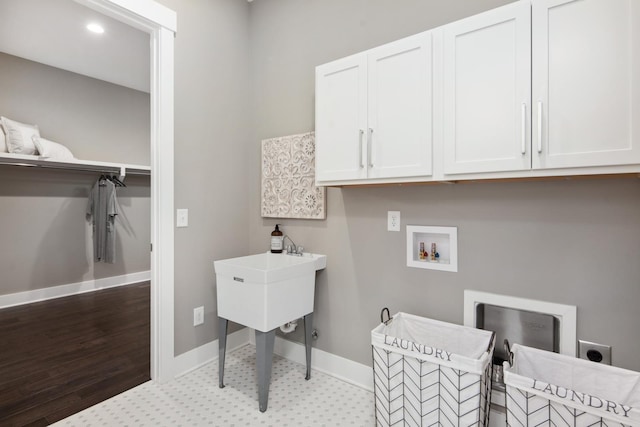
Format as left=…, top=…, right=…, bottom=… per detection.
left=247, top=0, right=640, bottom=372
left=0, top=169, right=150, bottom=294
left=0, top=52, right=150, bottom=165
left=0, top=53, right=150, bottom=296
left=155, top=0, right=252, bottom=356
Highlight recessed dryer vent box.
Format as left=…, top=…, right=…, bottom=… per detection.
left=406, top=225, right=458, bottom=272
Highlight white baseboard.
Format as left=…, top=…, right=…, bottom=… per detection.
left=173, top=327, right=251, bottom=378
left=0, top=270, right=151, bottom=309
left=173, top=329, right=373, bottom=392
left=273, top=336, right=374, bottom=392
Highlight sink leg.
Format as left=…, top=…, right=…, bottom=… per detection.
left=255, top=329, right=276, bottom=412
left=304, top=313, right=313, bottom=380
left=218, top=317, right=228, bottom=388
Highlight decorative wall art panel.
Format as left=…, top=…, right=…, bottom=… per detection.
left=261, top=132, right=326, bottom=219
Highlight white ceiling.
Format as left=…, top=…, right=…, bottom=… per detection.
left=0, top=0, right=150, bottom=93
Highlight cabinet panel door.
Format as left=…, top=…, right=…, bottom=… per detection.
left=533, top=0, right=640, bottom=169
left=367, top=33, right=433, bottom=179
left=315, top=54, right=368, bottom=182
left=442, top=2, right=531, bottom=175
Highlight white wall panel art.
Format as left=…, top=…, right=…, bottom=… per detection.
left=261, top=132, right=326, bottom=219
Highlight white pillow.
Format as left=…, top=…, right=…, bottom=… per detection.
left=0, top=123, right=7, bottom=153
left=32, top=136, right=75, bottom=161
left=1, top=116, right=40, bottom=155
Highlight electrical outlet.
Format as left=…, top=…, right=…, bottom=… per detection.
left=177, top=209, right=189, bottom=228
left=578, top=339, right=611, bottom=365
left=388, top=211, right=401, bottom=231
left=193, top=306, right=204, bottom=326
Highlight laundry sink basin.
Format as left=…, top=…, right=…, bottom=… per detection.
left=214, top=252, right=326, bottom=332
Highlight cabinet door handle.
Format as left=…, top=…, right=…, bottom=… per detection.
left=521, top=103, right=527, bottom=155
left=368, top=128, right=374, bottom=168
left=359, top=129, right=365, bottom=168
left=537, top=101, right=543, bottom=153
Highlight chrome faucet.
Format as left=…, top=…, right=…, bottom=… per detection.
left=283, top=235, right=304, bottom=256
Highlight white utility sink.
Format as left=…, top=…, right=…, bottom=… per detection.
left=214, top=252, right=326, bottom=332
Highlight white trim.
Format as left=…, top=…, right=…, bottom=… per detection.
left=463, top=290, right=577, bottom=356
left=273, top=337, right=374, bottom=392
left=173, top=328, right=251, bottom=378
left=149, top=25, right=175, bottom=384
left=77, top=0, right=177, bottom=32
left=0, top=271, right=151, bottom=309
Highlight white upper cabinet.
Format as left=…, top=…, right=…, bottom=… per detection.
left=367, top=33, right=433, bottom=179
left=316, top=0, right=640, bottom=186
left=442, top=0, right=640, bottom=176
left=442, top=1, right=532, bottom=175
left=532, top=0, right=640, bottom=169
left=315, top=32, right=433, bottom=184
left=315, top=54, right=368, bottom=182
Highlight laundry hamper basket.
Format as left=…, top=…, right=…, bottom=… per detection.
left=504, top=344, right=640, bottom=427
left=371, top=310, right=495, bottom=427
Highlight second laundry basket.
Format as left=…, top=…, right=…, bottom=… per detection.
left=371, top=310, right=495, bottom=427
left=504, top=344, right=640, bottom=427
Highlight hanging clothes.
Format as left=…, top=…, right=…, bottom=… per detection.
left=86, top=176, right=118, bottom=263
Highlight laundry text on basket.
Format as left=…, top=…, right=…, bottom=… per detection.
left=383, top=335, right=452, bottom=361
left=531, top=379, right=633, bottom=418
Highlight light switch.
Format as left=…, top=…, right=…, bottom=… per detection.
left=177, top=209, right=188, bottom=227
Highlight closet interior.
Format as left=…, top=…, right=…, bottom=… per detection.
left=0, top=0, right=153, bottom=423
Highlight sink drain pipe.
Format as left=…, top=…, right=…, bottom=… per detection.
left=280, top=320, right=298, bottom=333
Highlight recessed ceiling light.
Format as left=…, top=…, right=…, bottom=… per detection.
left=86, top=23, right=105, bottom=34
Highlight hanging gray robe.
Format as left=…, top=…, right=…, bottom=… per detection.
left=86, top=178, right=118, bottom=263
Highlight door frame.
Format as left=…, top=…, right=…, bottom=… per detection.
left=76, top=0, right=176, bottom=383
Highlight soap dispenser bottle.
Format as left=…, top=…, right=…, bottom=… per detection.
left=270, top=224, right=283, bottom=253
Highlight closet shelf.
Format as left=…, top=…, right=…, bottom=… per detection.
left=0, top=153, right=150, bottom=178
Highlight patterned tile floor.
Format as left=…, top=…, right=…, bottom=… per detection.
left=53, top=344, right=375, bottom=426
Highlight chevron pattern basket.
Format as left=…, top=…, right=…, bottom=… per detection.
left=504, top=344, right=640, bottom=427
left=371, top=312, right=495, bottom=427
left=505, top=387, right=634, bottom=427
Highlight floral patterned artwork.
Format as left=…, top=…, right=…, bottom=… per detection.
left=261, top=132, right=326, bottom=219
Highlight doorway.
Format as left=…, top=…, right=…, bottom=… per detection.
left=0, top=0, right=175, bottom=420
left=76, top=0, right=176, bottom=384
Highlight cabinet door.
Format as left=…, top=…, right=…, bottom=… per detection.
left=367, top=33, right=433, bottom=179
left=533, top=0, right=640, bottom=169
left=442, top=2, right=531, bottom=175
left=315, top=54, right=368, bottom=182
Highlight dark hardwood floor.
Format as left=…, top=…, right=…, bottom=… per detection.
left=0, top=282, right=150, bottom=426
